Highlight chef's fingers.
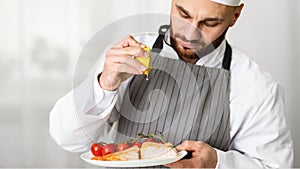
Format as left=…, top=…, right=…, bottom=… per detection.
left=114, top=35, right=146, bottom=48
left=108, top=46, right=150, bottom=58
left=107, top=55, right=147, bottom=73
left=175, top=140, right=204, bottom=151
left=113, top=63, right=143, bottom=75
left=164, top=159, right=193, bottom=168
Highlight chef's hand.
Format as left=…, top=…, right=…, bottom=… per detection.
left=99, top=35, right=149, bottom=91
left=164, top=140, right=218, bottom=168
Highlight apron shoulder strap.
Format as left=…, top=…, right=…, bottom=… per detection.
left=222, top=41, right=232, bottom=70
left=151, top=25, right=170, bottom=52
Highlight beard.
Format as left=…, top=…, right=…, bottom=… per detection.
left=169, top=26, right=228, bottom=61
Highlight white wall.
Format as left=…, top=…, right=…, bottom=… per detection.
left=0, top=0, right=299, bottom=167
left=228, top=0, right=300, bottom=166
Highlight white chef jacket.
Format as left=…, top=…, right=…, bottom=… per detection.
left=49, top=33, right=294, bottom=168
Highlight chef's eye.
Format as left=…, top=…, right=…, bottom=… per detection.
left=179, top=11, right=191, bottom=19
left=203, top=21, right=219, bottom=27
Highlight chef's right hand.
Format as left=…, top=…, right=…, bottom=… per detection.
left=99, top=35, right=150, bottom=91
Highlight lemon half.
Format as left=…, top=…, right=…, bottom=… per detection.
left=136, top=46, right=151, bottom=77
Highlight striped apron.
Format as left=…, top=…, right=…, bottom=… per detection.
left=116, top=25, right=232, bottom=154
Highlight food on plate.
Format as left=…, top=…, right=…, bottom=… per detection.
left=91, top=145, right=140, bottom=161
left=144, top=138, right=156, bottom=143
left=140, top=142, right=177, bottom=160
left=101, top=143, right=116, bottom=156
left=90, top=132, right=178, bottom=161
left=91, top=143, right=104, bottom=156
left=91, top=142, right=177, bottom=161
left=116, top=143, right=131, bottom=152
left=131, top=141, right=142, bottom=148
left=136, top=46, right=151, bottom=79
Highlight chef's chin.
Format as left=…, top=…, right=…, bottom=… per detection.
left=170, top=37, right=207, bottom=60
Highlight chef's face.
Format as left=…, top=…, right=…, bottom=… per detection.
left=170, top=0, right=243, bottom=61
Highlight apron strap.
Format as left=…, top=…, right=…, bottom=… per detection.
left=222, top=41, right=232, bottom=70
left=151, top=25, right=170, bottom=53
left=152, top=25, right=232, bottom=70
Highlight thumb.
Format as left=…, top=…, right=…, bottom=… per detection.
left=176, top=140, right=203, bottom=152
left=115, top=35, right=146, bottom=48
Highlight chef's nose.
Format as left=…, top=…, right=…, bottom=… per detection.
left=184, top=22, right=201, bottom=42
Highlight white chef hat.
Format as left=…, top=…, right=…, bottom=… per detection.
left=211, top=0, right=241, bottom=6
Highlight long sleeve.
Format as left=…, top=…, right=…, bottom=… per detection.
left=49, top=33, right=157, bottom=152
left=215, top=47, right=294, bottom=168
left=49, top=70, right=120, bottom=152
left=216, top=83, right=293, bottom=168
left=49, top=47, right=126, bottom=152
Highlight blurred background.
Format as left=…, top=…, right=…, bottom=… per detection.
left=0, top=0, right=299, bottom=167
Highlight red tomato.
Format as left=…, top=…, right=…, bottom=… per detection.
left=116, top=143, right=130, bottom=152
left=102, top=143, right=116, bottom=156
left=131, top=141, right=142, bottom=148
left=144, top=138, right=156, bottom=142
left=91, top=143, right=104, bottom=156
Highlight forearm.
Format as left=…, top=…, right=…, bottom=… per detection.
left=216, top=150, right=268, bottom=168
left=216, top=142, right=293, bottom=169
left=49, top=76, right=118, bottom=152
left=217, top=84, right=294, bottom=168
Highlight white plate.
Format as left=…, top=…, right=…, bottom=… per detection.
left=80, top=150, right=188, bottom=168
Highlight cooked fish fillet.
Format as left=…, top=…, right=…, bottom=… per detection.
left=91, top=145, right=140, bottom=161
left=140, top=142, right=178, bottom=160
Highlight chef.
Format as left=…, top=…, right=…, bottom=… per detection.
left=49, top=0, right=294, bottom=168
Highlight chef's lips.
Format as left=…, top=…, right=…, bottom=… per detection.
left=135, top=46, right=151, bottom=80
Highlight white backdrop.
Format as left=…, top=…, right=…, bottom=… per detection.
left=0, top=0, right=299, bottom=167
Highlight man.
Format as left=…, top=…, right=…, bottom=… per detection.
left=49, top=0, right=294, bottom=168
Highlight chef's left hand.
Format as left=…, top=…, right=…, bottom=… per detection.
left=164, top=140, right=218, bottom=168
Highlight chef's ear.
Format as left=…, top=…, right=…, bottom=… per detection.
left=229, top=3, right=244, bottom=27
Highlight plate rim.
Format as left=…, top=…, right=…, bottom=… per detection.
left=80, top=150, right=188, bottom=167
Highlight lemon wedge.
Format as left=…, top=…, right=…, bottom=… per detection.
left=136, top=46, right=151, bottom=80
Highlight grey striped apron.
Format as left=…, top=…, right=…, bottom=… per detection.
left=116, top=25, right=231, bottom=154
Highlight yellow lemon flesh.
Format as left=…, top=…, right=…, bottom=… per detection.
left=136, top=46, right=151, bottom=79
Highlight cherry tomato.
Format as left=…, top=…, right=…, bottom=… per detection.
left=102, top=143, right=116, bottom=156
left=131, top=141, right=142, bottom=148
left=91, top=143, right=104, bottom=156
left=116, top=143, right=130, bottom=152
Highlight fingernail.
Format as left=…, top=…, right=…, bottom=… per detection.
left=143, top=51, right=150, bottom=57
left=141, top=65, right=147, bottom=71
